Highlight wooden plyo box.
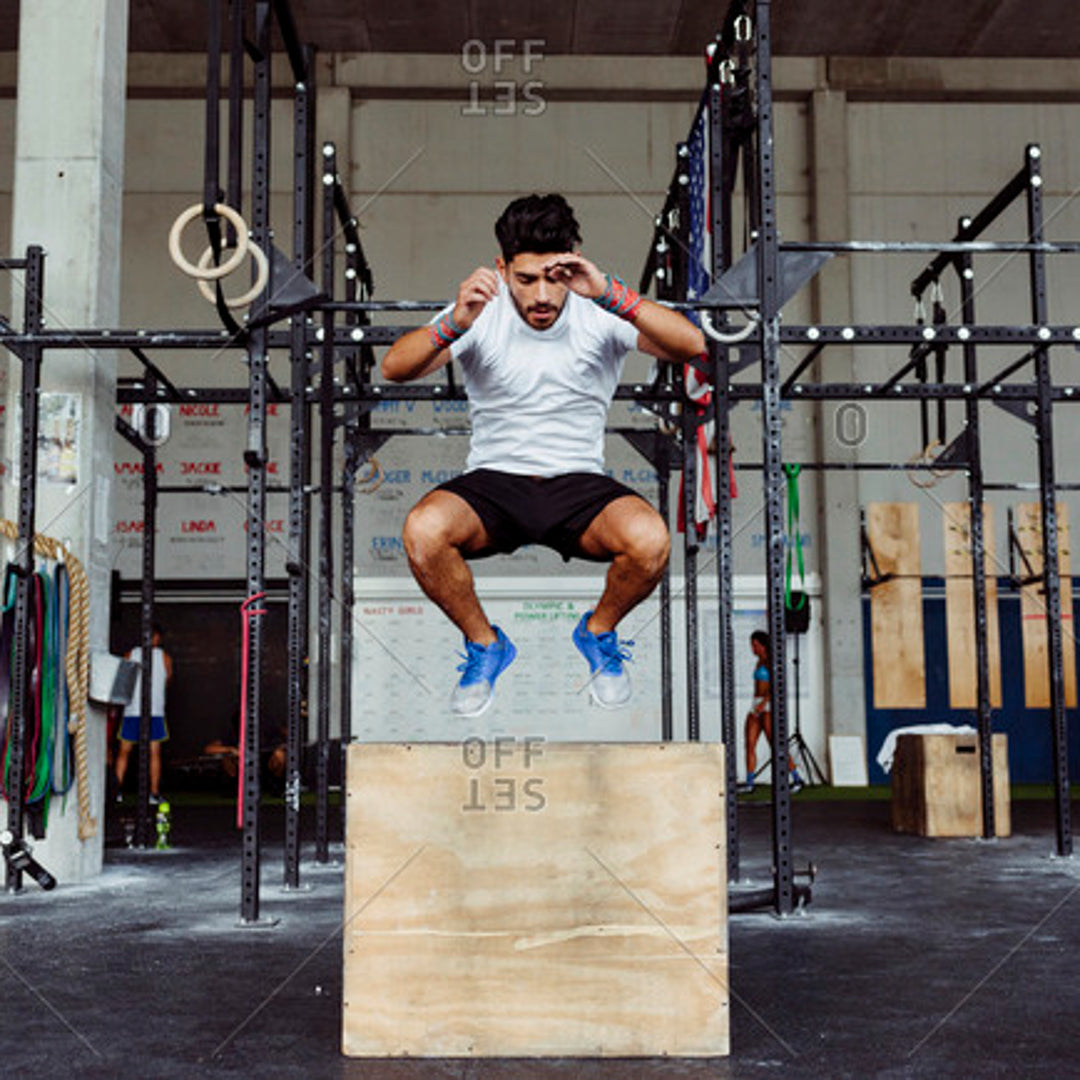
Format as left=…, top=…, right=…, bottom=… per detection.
left=891, top=733, right=1010, bottom=838
left=342, top=742, right=728, bottom=1058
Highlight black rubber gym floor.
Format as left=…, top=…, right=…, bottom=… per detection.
left=2, top=794, right=1077, bottom=1078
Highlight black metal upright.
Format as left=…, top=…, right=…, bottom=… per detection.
left=956, top=248, right=996, bottom=839
left=657, top=444, right=674, bottom=742
left=203, top=0, right=223, bottom=212
left=339, top=425, right=357, bottom=840
left=4, top=246, right=44, bottom=893
left=135, top=377, right=159, bottom=849
left=227, top=0, right=245, bottom=221
left=1025, top=144, right=1072, bottom=856
left=680, top=387, right=701, bottom=741
left=673, top=142, right=702, bottom=741
left=239, top=0, right=273, bottom=923
left=707, top=76, right=741, bottom=881
left=646, top=218, right=676, bottom=743
left=753, top=0, right=795, bottom=914
left=338, top=239, right=363, bottom=843
left=315, top=143, right=338, bottom=863
left=284, top=44, right=315, bottom=890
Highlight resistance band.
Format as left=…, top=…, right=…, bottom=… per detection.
left=2, top=569, right=52, bottom=828
left=0, top=522, right=93, bottom=841
left=0, top=567, right=15, bottom=742
left=30, top=571, right=51, bottom=811
left=52, top=564, right=73, bottom=798
left=1, top=562, right=78, bottom=833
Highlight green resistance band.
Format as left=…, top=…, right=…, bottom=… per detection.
left=29, top=570, right=55, bottom=823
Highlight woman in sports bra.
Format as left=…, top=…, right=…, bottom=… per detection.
left=740, top=630, right=804, bottom=795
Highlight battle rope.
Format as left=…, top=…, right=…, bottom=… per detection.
left=0, top=521, right=94, bottom=840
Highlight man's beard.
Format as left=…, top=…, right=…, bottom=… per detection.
left=511, top=291, right=565, bottom=329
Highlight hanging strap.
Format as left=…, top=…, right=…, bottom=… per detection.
left=30, top=572, right=47, bottom=803
left=28, top=572, right=54, bottom=823
left=11, top=573, right=42, bottom=798
left=784, top=463, right=806, bottom=612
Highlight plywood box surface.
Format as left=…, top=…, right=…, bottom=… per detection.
left=867, top=502, right=926, bottom=708
left=943, top=502, right=1002, bottom=709
left=1017, top=503, right=1076, bottom=708
left=891, top=733, right=1010, bottom=838
left=342, top=741, right=728, bottom=1058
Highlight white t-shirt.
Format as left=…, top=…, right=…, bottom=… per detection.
left=443, top=282, right=638, bottom=477
left=125, top=646, right=168, bottom=718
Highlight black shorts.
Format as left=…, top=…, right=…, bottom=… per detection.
left=437, top=468, right=647, bottom=561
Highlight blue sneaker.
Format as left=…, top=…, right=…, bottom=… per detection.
left=450, top=626, right=517, bottom=717
left=572, top=611, right=633, bottom=709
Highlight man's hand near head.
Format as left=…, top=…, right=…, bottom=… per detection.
left=453, top=266, right=500, bottom=331
left=383, top=264, right=498, bottom=383
left=547, top=251, right=706, bottom=361
left=540, top=252, right=607, bottom=300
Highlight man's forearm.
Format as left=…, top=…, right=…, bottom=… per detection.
left=382, top=326, right=448, bottom=383
left=588, top=271, right=705, bottom=361
left=633, top=298, right=707, bottom=361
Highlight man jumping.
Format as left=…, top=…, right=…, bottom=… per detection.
left=383, top=194, right=705, bottom=717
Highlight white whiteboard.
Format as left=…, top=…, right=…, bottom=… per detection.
left=352, top=574, right=824, bottom=781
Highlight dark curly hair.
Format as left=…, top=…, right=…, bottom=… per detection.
left=495, top=194, right=582, bottom=261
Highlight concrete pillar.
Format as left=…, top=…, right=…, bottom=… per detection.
left=808, top=88, right=867, bottom=749
left=4, top=0, right=129, bottom=882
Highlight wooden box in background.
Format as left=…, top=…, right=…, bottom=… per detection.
left=891, top=733, right=1010, bottom=838
left=342, top=741, right=728, bottom=1058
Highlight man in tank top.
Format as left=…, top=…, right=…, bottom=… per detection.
left=115, top=625, right=174, bottom=803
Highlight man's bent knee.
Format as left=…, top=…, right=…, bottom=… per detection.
left=403, top=492, right=485, bottom=566
left=624, top=512, right=670, bottom=577
left=402, top=502, right=447, bottom=567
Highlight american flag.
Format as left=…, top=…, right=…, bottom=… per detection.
left=679, top=97, right=737, bottom=534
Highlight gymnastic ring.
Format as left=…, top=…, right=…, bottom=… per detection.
left=195, top=239, right=270, bottom=309
left=701, top=308, right=759, bottom=345
left=168, top=202, right=250, bottom=281
left=905, top=440, right=941, bottom=489
left=929, top=444, right=958, bottom=480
